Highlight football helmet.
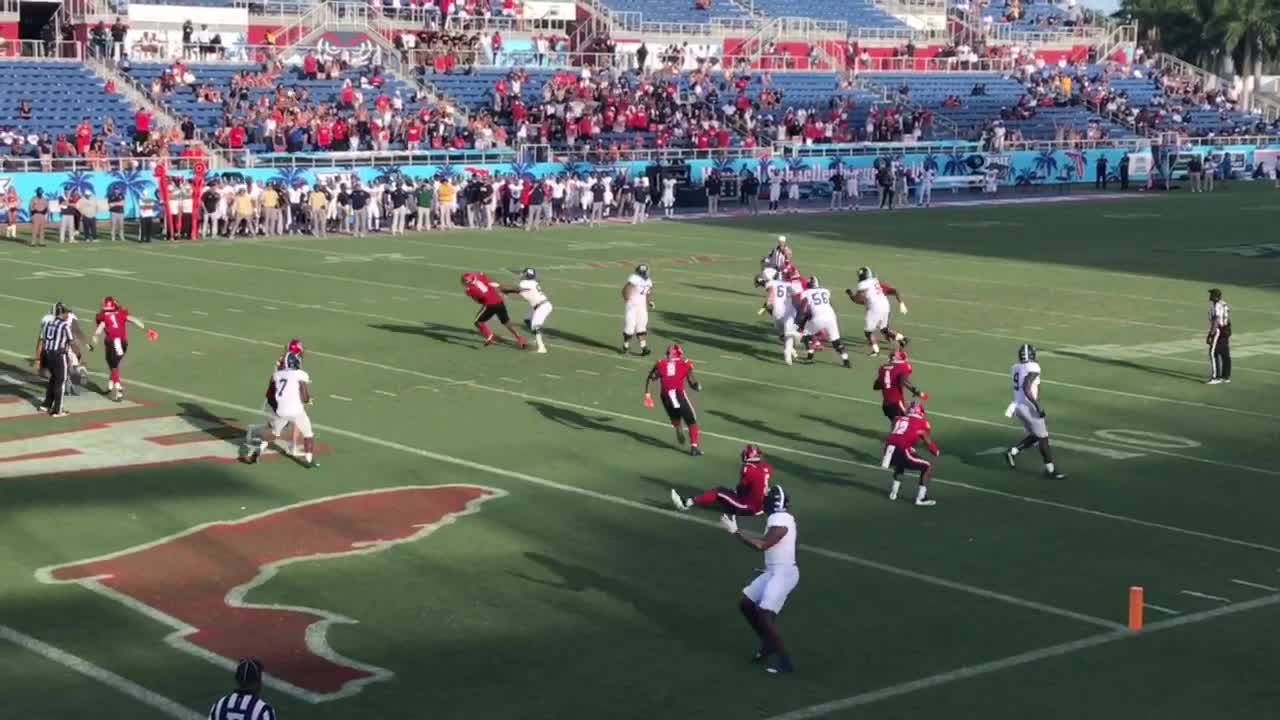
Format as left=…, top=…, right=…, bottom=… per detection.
left=782, top=263, right=800, bottom=281
left=287, top=339, right=305, bottom=358
left=857, top=266, right=873, bottom=282
left=891, top=349, right=909, bottom=363
left=1209, top=288, right=1222, bottom=302
left=285, top=352, right=302, bottom=370
left=635, top=263, right=650, bottom=279
left=741, top=444, right=763, bottom=464
left=1017, top=343, right=1037, bottom=363
left=763, top=484, right=790, bottom=514
left=461, top=272, right=477, bottom=285
left=907, top=399, right=926, bottom=418
left=666, top=343, right=684, bottom=359
left=753, top=272, right=768, bottom=288
left=101, top=296, right=118, bottom=312
left=777, top=234, right=788, bottom=245
left=807, top=276, right=821, bottom=289
left=522, top=268, right=538, bottom=281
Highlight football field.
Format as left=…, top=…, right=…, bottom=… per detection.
left=1, top=184, right=1278, bottom=719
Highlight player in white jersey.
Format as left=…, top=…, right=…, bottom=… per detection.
left=719, top=484, right=797, bottom=675
left=756, top=267, right=803, bottom=364
left=1003, top=344, right=1065, bottom=479
left=503, top=267, right=553, bottom=354
left=661, top=177, right=676, bottom=217
left=798, top=277, right=850, bottom=367
left=243, top=353, right=317, bottom=468
left=621, top=263, right=654, bottom=355
left=846, top=266, right=907, bottom=356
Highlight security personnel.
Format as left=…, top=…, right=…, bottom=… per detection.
left=208, top=658, right=275, bottom=720
left=35, top=302, right=79, bottom=417
left=1206, top=288, right=1232, bottom=384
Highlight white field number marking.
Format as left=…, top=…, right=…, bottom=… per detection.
left=18, top=269, right=84, bottom=280
left=1095, top=429, right=1200, bottom=450
left=321, top=252, right=422, bottom=264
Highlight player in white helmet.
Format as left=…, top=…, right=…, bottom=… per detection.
left=504, top=268, right=553, bottom=354
left=846, top=266, right=907, bottom=356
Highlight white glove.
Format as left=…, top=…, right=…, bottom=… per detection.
left=719, top=514, right=739, bottom=534
left=1004, top=402, right=1017, bottom=418
left=756, top=306, right=767, bottom=316
left=899, top=301, right=909, bottom=315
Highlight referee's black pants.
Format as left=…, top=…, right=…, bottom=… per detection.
left=42, top=350, right=68, bottom=414
left=1211, top=334, right=1232, bottom=380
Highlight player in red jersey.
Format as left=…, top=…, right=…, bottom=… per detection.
left=643, top=344, right=703, bottom=455
left=89, top=296, right=155, bottom=401
left=671, top=444, right=771, bottom=515
left=462, top=272, right=525, bottom=348
left=873, top=347, right=922, bottom=425
left=881, top=400, right=938, bottom=506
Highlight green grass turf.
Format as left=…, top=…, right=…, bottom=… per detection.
left=0, top=184, right=1278, bottom=719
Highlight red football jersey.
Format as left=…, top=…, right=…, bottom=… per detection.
left=737, top=461, right=772, bottom=509
left=95, top=308, right=130, bottom=342
left=465, top=277, right=503, bottom=306
left=878, top=361, right=913, bottom=405
left=652, top=357, right=694, bottom=393
left=886, top=414, right=930, bottom=450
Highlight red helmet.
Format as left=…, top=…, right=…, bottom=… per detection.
left=287, top=339, right=304, bottom=357
left=461, top=272, right=476, bottom=285
left=782, top=263, right=800, bottom=281
left=102, top=296, right=118, bottom=311
left=666, top=343, right=684, bottom=359
left=891, top=350, right=909, bottom=364
left=907, top=400, right=927, bottom=418
left=741, top=444, right=763, bottom=463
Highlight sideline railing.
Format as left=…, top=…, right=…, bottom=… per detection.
left=0, top=151, right=209, bottom=174
left=0, top=40, right=83, bottom=60
left=856, top=56, right=1017, bottom=73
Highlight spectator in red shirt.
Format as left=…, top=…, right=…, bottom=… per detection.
left=228, top=123, right=246, bottom=149
left=303, top=52, right=317, bottom=80
left=135, top=110, right=152, bottom=144
left=75, top=119, right=93, bottom=156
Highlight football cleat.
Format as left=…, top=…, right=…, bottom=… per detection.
left=670, top=489, right=690, bottom=511
left=1004, top=449, right=1017, bottom=468
left=50, top=411, right=70, bottom=418
left=765, top=657, right=795, bottom=675
left=1205, top=378, right=1223, bottom=385
left=1045, top=470, right=1067, bottom=479
left=675, top=426, right=687, bottom=445
left=639, top=347, right=652, bottom=356
left=1017, top=343, right=1037, bottom=363
left=690, top=446, right=703, bottom=456
left=915, top=498, right=937, bottom=507
left=841, top=357, right=851, bottom=368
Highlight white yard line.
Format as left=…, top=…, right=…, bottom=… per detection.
left=191, top=310, right=208, bottom=316
left=0, top=348, right=1121, bottom=633
left=189, top=351, right=203, bottom=356
left=762, top=592, right=1280, bottom=720
left=373, top=389, right=398, bottom=397
left=154, top=313, right=172, bottom=318
left=1180, top=590, right=1230, bottom=602
left=0, top=625, right=204, bottom=720
left=498, top=377, right=520, bottom=383
left=1143, top=602, right=1180, bottom=616
left=3, top=299, right=1274, bottom=554
left=575, top=369, right=600, bottom=376
left=328, top=394, right=353, bottom=402
left=225, top=308, right=243, bottom=313
left=1230, top=578, right=1280, bottom=592
left=540, top=373, right=562, bottom=379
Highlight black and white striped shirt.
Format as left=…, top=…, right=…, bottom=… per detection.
left=208, top=691, right=275, bottom=720
left=1209, top=300, right=1231, bottom=333
left=38, top=314, right=73, bottom=354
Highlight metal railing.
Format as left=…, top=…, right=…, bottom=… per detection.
left=248, top=147, right=518, bottom=168
left=857, top=55, right=1017, bottom=73
left=0, top=40, right=83, bottom=60
left=0, top=152, right=209, bottom=174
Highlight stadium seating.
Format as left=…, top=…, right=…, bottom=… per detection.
left=0, top=61, right=141, bottom=152
left=749, top=0, right=908, bottom=29
left=596, top=0, right=752, bottom=25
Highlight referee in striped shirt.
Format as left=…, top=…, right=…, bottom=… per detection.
left=209, top=658, right=276, bottom=720
left=1206, top=288, right=1232, bottom=384
left=35, top=302, right=80, bottom=417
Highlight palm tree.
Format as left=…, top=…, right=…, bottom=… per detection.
left=943, top=151, right=968, bottom=176
left=1014, top=168, right=1039, bottom=186
left=1032, top=150, right=1058, bottom=178
left=269, top=168, right=309, bottom=189
left=1211, top=0, right=1280, bottom=109
left=107, top=168, right=155, bottom=217
left=62, top=170, right=95, bottom=197
left=920, top=153, right=939, bottom=173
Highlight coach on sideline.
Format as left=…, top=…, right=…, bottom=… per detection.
left=34, top=302, right=79, bottom=417
left=209, top=659, right=276, bottom=720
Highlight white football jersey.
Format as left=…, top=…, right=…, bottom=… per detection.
left=764, top=511, right=797, bottom=567
left=1011, top=361, right=1041, bottom=406
left=625, top=274, right=652, bottom=306
left=856, top=278, right=890, bottom=308
left=270, top=368, right=310, bottom=416
left=801, top=287, right=837, bottom=322
left=765, top=279, right=794, bottom=320
left=518, top=279, right=548, bottom=307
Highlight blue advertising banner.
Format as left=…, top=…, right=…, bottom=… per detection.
left=0, top=143, right=1273, bottom=220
